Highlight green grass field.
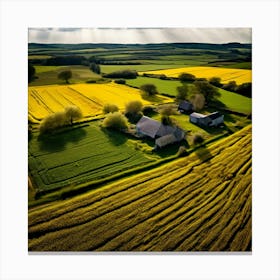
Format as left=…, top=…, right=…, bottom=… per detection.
left=29, top=125, right=251, bottom=251
left=28, top=122, right=155, bottom=192
left=30, top=66, right=101, bottom=86
left=126, top=77, right=252, bottom=114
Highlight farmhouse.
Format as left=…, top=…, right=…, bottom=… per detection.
left=190, top=111, right=224, bottom=127
left=178, top=100, right=193, bottom=114
left=136, top=116, right=185, bottom=148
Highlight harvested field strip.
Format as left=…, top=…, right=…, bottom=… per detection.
left=29, top=125, right=251, bottom=251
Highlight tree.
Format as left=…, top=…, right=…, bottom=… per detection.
left=176, top=84, right=188, bottom=101
left=39, top=111, right=66, bottom=134
left=58, top=70, right=72, bottom=84
left=103, top=69, right=138, bottom=79
left=222, top=81, right=237, bottom=92
left=125, top=100, right=143, bottom=123
left=103, top=104, right=119, bottom=114
left=103, top=112, right=129, bottom=130
left=28, top=64, right=36, bottom=83
left=178, top=72, right=196, bottom=83
left=194, top=80, right=220, bottom=104
left=209, top=77, right=222, bottom=87
left=90, top=62, right=101, bottom=74
left=192, top=133, right=204, bottom=145
left=190, top=93, right=205, bottom=111
left=159, top=104, right=177, bottom=126
left=64, top=106, right=82, bottom=125
left=140, top=84, right=158, bottom=96
left=236, top=82, right=252, bottom=98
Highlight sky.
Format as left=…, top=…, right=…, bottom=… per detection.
left=28, top=28, right=252, bottom=44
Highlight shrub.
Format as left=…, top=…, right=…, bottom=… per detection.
left=222, top=81, right=237, bottom=92
left=39, top=111, right=66, bottom=134
left=103, top=103, right=119, bottom=114
left=89, top=62, right=101, bottom=74
left=140, top=84, right=158, bottom=96
left=190, top=93, right=205, bottom=111
left=103, top=112, right=129, bottom=130
left=114, top=79, right=126, bottom=84
left=64, top=106, right=82, bottom=125
left=142, top=105, right=156, bottom=116
left=125, top=100, right=143, bottom=114
left=209, top=77, right=222, bottom=87
left=178, top=73, right=196, bottom=82
left=86, top=79, right=97, bottom=83
left=192, top=133, right=204, bottom=145
left=176, top=84, right=188, bottom=101
left=177, top=145, right=188, bottom=157
left=103, top=69, right=138, bottom=79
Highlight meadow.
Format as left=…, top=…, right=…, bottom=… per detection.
left=141, top=66, right=252, bottom=85
left=28, top=125, right=251, bottom=251
left=126, top=76, right=252, bottom=114
left=28, top=122, right=155, bottom=192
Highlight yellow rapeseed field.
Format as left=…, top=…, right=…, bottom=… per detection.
left=28, top=83, right=171, bottom=122
left=141, top=66, right=252, bottom=85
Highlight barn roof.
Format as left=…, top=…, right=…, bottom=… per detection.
left=178, top=100, right=193, bottom=111
left=190, top=112, right=207, bottom=119
left=136, top=116, right=162, bottom=138
left=155, top=134, right=177, bottom=148
left=208, top=112, right=223, bottom=120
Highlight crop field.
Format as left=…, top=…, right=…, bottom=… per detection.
left=28, top=82, right=170, bottom=122
left=141, top=66, right=252, bottom=85
left=29, top=125, right=251, bottom=251
left=28, top=123, right=155, bottom=192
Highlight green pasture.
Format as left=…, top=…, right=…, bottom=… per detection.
left=30, top=65, right=101, bottom=86
left=28, top=123, right=155, bottom=192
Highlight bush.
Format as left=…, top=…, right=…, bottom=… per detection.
left=89, top=62, right=101, bottom=74
left=102, top=112, right=129, bottom=130
left=178, top=73, right=196, bottom=82
left=58, top=70, right=72, bottom=84
left=192, top=133, right=204, bottom=145
left=177, top=145, right=188, bottom=157
left=125, top=100, right=143, bottom=114
left=209, top=77, right=222, bottom=87
left=39, top=111, right=66, bottom=134
left=140, top=84, right=158, bottom=96
left=222, top=81, right=237, bottom=92
left=142, top=105, right=156, bottom=116
left=114, top=79, right=126, bottom=84
left=190, top=93, right=205, bottom=111
left=103, top=69, right=138, bottom=79
left=176, top=84, right=188, bottom=101
left=103, top=103, right=119, bottom=114
left=64, top=106, right=82, bottom=125
left=86, top=79, right=97, bottom=83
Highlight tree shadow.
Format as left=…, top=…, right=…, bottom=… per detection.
left=38, top=127, right=87, bottom=152
left=194, top=146, right=212, bottom=163
left=100, top=127, right=127, bottom=146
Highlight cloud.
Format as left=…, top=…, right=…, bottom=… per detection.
left=28, top=28, right=252, bottom=44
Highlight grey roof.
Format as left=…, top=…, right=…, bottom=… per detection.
left=190, top=112, right=207, bottom=119
left=155, top=134, right=177, bottom=148
left=178, top=101, right=193, bottom=111
left=208, top=111, right=223, bottom=120
left=136, top=116, right=161, bottom=138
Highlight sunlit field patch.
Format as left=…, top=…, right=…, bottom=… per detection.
left=141, top=66, right=252, bottom=85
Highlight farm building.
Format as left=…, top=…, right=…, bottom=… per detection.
left=136, top=116, right=185, bottom=148
left=190, top=111, right=224, bottom=127
left=178, top=100, right=193, bottom=114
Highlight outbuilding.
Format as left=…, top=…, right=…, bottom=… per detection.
left=178, top=100, right=193, bottom=114
left=190, top=111, right=224, bottom=127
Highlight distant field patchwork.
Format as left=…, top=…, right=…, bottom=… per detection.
left=141, top=66, right=252, bottom=85
left=29, top=125, right=251, bottom=251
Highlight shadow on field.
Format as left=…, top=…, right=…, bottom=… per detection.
left=101, top=127, right=127, bottom=146
left=195, top=146, right=212, bottom=163
left=38, top=128, right=87, bottom=152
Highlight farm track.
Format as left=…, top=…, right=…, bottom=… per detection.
left=29, top=125, right=252, bottom=251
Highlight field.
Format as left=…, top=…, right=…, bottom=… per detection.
left=28, top=122, right=155, bottom=192
left=141, top=66, right=252, bottom=85
left=28, top=82, right=172, bottom=122
left=28, top=125, right=251, bottom=251
left=127, top=76, right=252, bottom=114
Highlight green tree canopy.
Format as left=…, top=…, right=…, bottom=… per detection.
left=140, top=84, right=158, bottom=96
left=58, top=70, right=72, bottom=84
left=194, top=80, right=220, bottom=104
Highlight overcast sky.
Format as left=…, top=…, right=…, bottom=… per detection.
left=28, top=28, right=252, bottom=44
